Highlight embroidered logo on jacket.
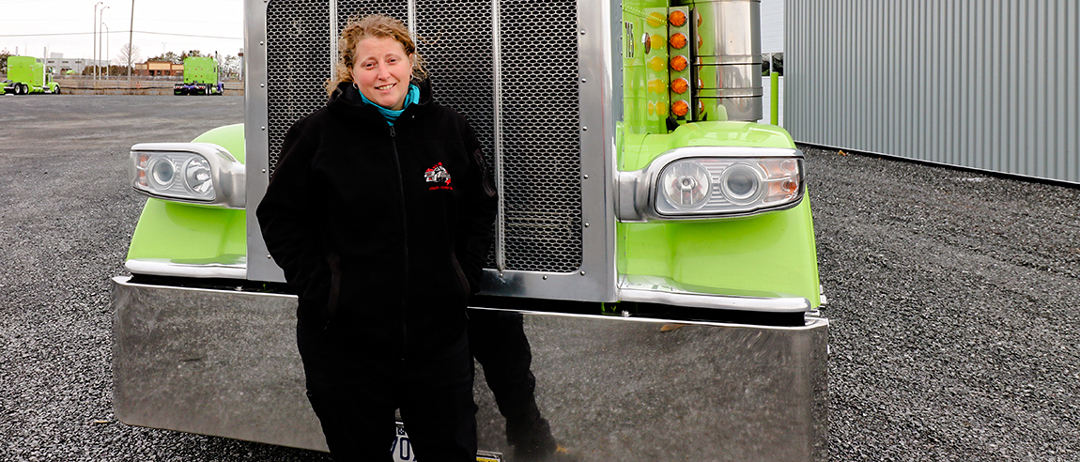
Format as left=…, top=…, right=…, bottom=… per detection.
left=424, top=163, right=453, bottom=190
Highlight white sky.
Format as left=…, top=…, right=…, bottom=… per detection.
left=0, top=0, right=243, bottom=62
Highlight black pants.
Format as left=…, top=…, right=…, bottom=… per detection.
left=297, top=322, right=477, bottom=462
left=468, top=310, right=556, bottom=455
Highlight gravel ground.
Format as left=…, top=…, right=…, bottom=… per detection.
left=1, top=95, right=1079, bottom=461
left=0, top=95, right=331, bottom=462
left=807, top=146, right=1080, bottom=461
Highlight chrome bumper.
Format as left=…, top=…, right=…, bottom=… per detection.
left=112, top=276, right=827, bottom=460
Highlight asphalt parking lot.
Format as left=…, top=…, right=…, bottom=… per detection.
left=1, top=95, right=1078, bottom=461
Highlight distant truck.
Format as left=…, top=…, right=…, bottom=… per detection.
left=174, top=56, right=223, bottom=96
left=3, top=56, right=60, bottom=95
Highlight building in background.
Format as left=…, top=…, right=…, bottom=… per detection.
left=759, top=0, right=784, bottom=125
left=760, top=0, right=783, bottom=54
left=786, top=0, right=1078, bottom=184
left=135, top=61, right=184, bottom=77
left=42, top=55, right=107, bottom=75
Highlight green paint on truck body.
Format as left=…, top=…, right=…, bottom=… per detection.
left=183, top=56, right=220, bottom=85
left=616, top=0, right=821, bottom=307
left=4, top=56, right=59, bottom=94
left=618, top=121, right=821, bottom=307
left=126, top=124, right=247, bottom=265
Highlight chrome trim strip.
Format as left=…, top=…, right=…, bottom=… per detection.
left=618, top=274, right=811, bottom=312
left=619, top=288, right=810, bottom=313
left=492, top=0, right=505, bottom=272
left=130, top=142, right=247, bottom=209
left=695, top=87, right=765, bottom=98
left=472, top=305, right=827, bottom=331
left=407, top=0, right=416, bottom=38
left=245, top=0, right=284, bottom=283
left=329, top=0, right=337, bottom=75
left=573, top=0, right=618, bottom=301
left=112, top=275, right=289, bottom=298
left=124, top=260, right=247, bottom=279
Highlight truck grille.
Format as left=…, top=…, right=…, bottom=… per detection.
left=265, top=0, right=582, bottom=273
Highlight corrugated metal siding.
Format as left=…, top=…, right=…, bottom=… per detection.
left=787, top=0, right=1079, bottom=184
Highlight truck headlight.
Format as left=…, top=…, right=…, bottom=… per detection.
left=148, top=158, right=176, bottom=189
left=618, top=147, right=804, bottom=221
left=130, top=143, right=245, bottom=208
left=658, top=160, right=711, bottom=210
left=183, top=157, right=213, bottom=194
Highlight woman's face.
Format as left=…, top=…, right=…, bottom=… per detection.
left=350, top=36, right=414, bottom=111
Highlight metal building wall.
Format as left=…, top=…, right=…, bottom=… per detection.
left=786, top=1, right=1079, bottom=184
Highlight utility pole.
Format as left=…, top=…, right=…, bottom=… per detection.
left=93, top=2, right=102, bottom=82
left=127, top=0, right=134, bottom=87
left=103, top=23, right=110, bottom=77
left=98, top=5, right=109, bottom=81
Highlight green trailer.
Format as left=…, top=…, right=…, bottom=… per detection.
left=174, top=56, right=223, bottom=95
left=3, top=56, right=59, bottom=95
left=113, top=0, right=828, bottom=460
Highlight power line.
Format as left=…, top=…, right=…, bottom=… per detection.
left=0, top=30, right=241, bottom=40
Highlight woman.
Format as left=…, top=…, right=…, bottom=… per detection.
left=256, top=14, right=497, bottom=461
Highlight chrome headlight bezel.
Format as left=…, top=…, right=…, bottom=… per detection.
left=129, top=143, right=246, bottom=209
left=618, top=147, right=805, bottom=222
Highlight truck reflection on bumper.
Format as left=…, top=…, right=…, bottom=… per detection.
left=111, top=276, right=827, bottom=461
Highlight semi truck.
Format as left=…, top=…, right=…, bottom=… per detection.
left=174, top=56, right=223, bottom=95
left=3, top=56, right=60, bottom=95
left=113, top=0, right=827, bottom=460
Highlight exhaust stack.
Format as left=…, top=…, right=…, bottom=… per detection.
left=681, top=0, right=763, bottom=122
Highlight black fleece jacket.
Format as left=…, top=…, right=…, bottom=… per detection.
left=256, top=80, right=497, bottom=358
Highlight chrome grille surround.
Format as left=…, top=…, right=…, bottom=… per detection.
left=247, top=0, right=619, bottom=302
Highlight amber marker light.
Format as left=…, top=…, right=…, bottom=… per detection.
left=782, top=180, right=799, bottom=194
left=648, top=79, right=666, bottom=94
left=671, top=78, right=689, bottom=94
left=649, top=34, right=665, bottom=51
left=669, top=33, right=687, bottom=50
left=648, top=56, right=666, bottom=72
left=647, top=12, right=665, bottom=28
left=671, top=100, right=689, bottom=117
left=668, top=10, right=687, bottom=27
left=135, top=153, right=151, bottom=187
left=670, top=55, right=688, bottom=72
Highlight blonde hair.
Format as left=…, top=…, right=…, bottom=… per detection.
left=325, top=14, right=427, bottom=97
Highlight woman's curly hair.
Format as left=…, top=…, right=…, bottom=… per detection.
left=325, top=14, right=427, bottom=97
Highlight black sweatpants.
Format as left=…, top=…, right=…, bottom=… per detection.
left=297, top=323, right=477, bottom=462
left=468, top=310, right=556, bottom=455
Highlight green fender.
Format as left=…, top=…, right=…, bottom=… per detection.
left=618, top=121, right=822, bottom=307
left=125, top=124, right=248, bottom=272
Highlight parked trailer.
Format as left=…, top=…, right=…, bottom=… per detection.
left=174, top=56, right=223, bottom=95
left=3, top=56, right=59, bottom=95
left=114, top=0, right=827, bottom=460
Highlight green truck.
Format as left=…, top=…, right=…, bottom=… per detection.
left=3, top=56, right=60, bottom=95
left=113, top=0, right=828, bottom=460
left=173, top=56, right=223, bottom=95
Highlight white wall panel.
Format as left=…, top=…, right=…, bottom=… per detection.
left=760, top=0, right=784, bottom=53
left=786, top=0, right=1079, bottom=184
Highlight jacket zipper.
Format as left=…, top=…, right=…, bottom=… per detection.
left=389, top=124, right=410, bottom=359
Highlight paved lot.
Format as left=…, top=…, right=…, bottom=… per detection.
left=1, top=95, right=1078, bottom=461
